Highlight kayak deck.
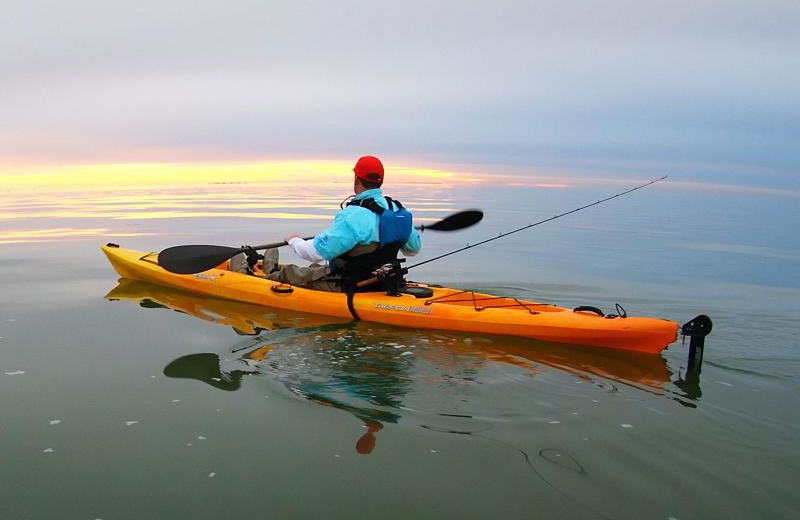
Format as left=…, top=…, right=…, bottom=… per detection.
left=101, top=243, right=679, bottom=354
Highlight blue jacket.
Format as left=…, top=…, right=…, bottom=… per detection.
left=313, top=189, right=422, bottom=261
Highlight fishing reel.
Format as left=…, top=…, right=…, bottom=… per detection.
left=371, top=259, right=409, bottom=296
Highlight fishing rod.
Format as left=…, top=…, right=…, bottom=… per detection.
left=356, top=176, right=666, bottom=289
left=409, top=175, right=667, bottom=270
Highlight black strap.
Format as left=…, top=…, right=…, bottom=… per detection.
left=346, top=196, right=404, bottom=214
left=347, top=197, right=384, bottom=214
left=385, top=197, right=403, bottom=210
left=346, top=291, right=360, bottom=320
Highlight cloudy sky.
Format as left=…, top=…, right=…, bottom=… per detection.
left=2, top=0, right=798, bottom=188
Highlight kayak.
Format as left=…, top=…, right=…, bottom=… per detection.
left=105, top=278, right=673, bottom=388
left=101, top=243, right=679, bottom=354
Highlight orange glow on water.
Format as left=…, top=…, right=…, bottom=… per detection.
left=2, top=160, right=482, bottom=192
left=0, top=159, right=471, bottom=244
left=0, top=188, right=457, bottom=222
left=0, top=227, right=155, bottom=245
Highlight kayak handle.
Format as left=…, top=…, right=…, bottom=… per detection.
left=573, top=305, right=604, bottom=317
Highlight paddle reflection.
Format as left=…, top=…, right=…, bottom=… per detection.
left=163, top=353, right=249, bottom=391
left=106, top=279, right=673, bottom=454
left=244, top=330, right=409, bottom=455
left=161, top=331, right=407, bottom=454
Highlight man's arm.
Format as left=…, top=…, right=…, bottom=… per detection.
left=287, top=237, right=325, bottom=263
left=401, top=228, right=422, bottom=257
left=311, top=211, right=366, bottom=261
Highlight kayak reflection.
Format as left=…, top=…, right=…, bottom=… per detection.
left=105, top=278, right=350, bottom=334
left=107, top=278, right=674, bottom=454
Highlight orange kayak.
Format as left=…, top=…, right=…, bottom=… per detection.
left=101, top=243, right=679, bottom=354
left=105, top=278, right=673, bottom=388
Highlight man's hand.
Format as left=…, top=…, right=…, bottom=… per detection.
left=284, top=233, right=300, bottom=243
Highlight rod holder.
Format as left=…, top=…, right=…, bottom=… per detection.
left=681, top=315, right=713, bottom=375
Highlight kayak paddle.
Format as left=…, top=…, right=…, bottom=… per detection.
left=158, top=209, right=483, bottom=275
left=418, top=209, right=482, bottom=232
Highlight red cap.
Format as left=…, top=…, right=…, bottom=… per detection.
left=353, top=155, right=384, bottom=184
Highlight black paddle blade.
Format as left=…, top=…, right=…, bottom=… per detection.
left=423, top=209, right=483, bottom=232
left=158, top=244, right=243, bottom=274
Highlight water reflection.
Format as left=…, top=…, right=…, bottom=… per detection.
left=163, top=337, right=406, bottom=454
left=673, top=371, right=703, bottom=402
left=106, top=279, right=675, bottom=454
left=164, top=353, right=250, bottom=391
left=0, top=227, right=154, bottom=245
left=106, top=278, right=350, bottom=334
left=1, top=161, right=462, bottom=247
left=1, top=167, right=460, bottom=246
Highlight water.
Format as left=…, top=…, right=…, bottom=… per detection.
left=1, top=169, right=799, bottom=519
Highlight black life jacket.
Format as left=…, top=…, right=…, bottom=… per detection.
left=332, top=196, right=413, bottom=290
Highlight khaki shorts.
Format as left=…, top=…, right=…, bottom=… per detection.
left=230, top=249, right=340, bottom=292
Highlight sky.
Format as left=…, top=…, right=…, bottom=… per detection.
left=2, top=0, right=798, bottom=189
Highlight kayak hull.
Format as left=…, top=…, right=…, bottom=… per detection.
left=101, top=244, right=679, bottom=354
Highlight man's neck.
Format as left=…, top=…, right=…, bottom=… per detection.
left=353, top=187, right=382, bottom=200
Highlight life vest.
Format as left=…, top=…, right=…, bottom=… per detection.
left=331, top=196, right=413, bottom=290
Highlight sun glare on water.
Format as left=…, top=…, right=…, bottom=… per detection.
left=2, top=160, right=479, bottom=191
left=0, top=159, right=487, bottom=244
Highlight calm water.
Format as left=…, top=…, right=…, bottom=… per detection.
left=1, top=174, right=799, bottom=519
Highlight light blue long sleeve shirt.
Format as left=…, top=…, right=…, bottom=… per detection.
left=312, top=188, right=422, bottom=261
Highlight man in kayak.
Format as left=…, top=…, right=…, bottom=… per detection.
left=231, top=156, right=422, bottom=291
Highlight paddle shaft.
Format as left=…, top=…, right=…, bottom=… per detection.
left=249, top=237, right=312, bottom=252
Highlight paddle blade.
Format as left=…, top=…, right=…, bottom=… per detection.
left=158, top=245, right=243, bottom=274
left=422, top=209, right=483, bottom=232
